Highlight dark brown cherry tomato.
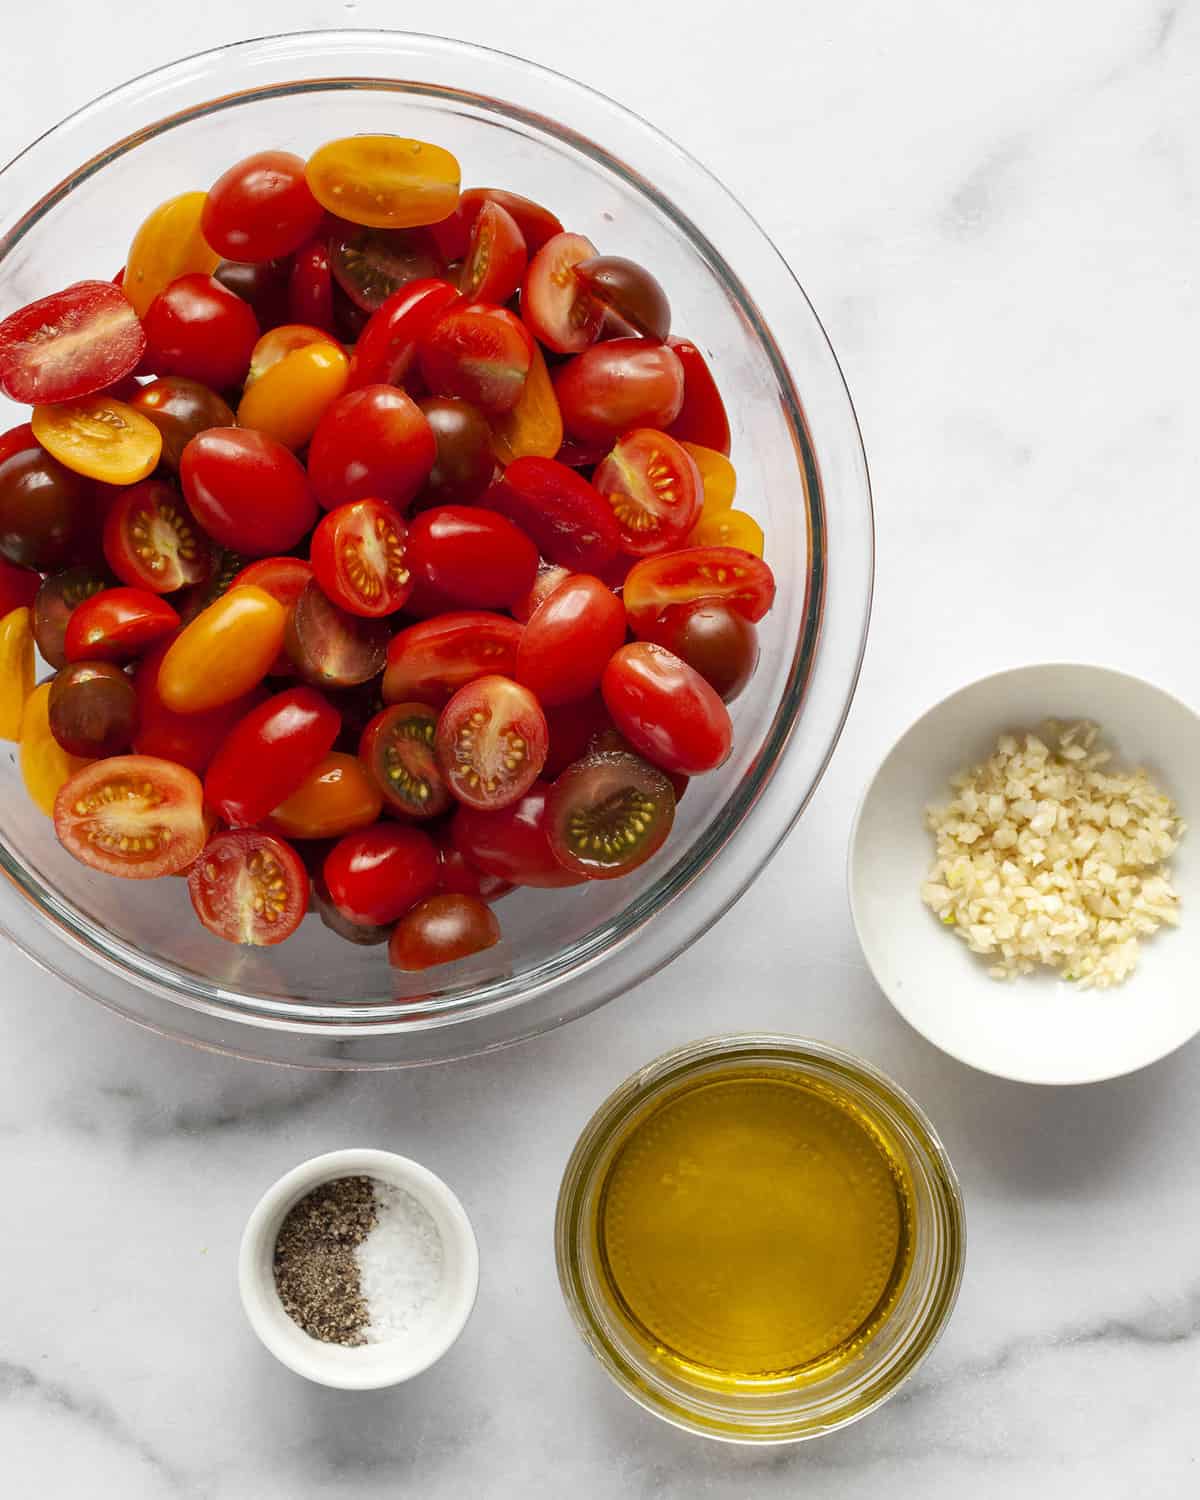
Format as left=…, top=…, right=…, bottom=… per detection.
left=388, top=892, right=500, bottom=970
left=311, top=871, right=394, bottom=946
left=601, top=641, right=732, bottom=776
left=49, top=660, right=137, bottom=757
left=189, top=828, right=309, bottom=946
left=323, top=824, right=440, bottom=927
left=587, top=724, right=690, bottom=804
left=521, top=233, right=603, bottom=354
left=0, top=280, right=146, bottom=405
left=406, top=505, right=537, bottom=611
left=0, top=442, right=89, bottom=570
left=288, top=239, right=336, bottom=332
left=459, top=200, right=527, bottom=304
left=202, top=151, right=324, bottom=263
left=383, top=610, right=523, bottom=707
left=330, top=226, right=446, bottom=313
left=593, top=430, right=702, bottom=557
left=204, top=684, right=341, bottom=827
left=309, top=499, right=412, bottom=619
left=181, top=427, right=317, bottom=554
left=435, top=674, right=548, bottom=811
left=129, top=377, right=235, bottom=471
left=542, top=693, right=612, bottom=779
left=487, top=457, right=620, bottom=572
left=417, top=397, right=495, bottom=504
left=102, top=479, right=214, bottom=594
left=547, top=749, right=676, bottom=879
left=515, top=574, right=626, bottom=706
left=419, top=303, right=534, bottom=415
left=360, top=702, right=451, bottom=819
left=285, top=579, right=391, bottom=688
left=142, top=274, right=259, bottom=391
left=573, top=257, right=670, bottom=341
left=33, top=567, right=110, bottom=669
left=431, top=187, right=563, bottom=261
left=132, top=637, right=264, bottom=774
left=555, top=339, right=685, bottom=446
left=175, top=547, right=248, bottom=624
left=667, top=337, right=731, bottom=455
left=52, top=755, right=207, bottom=879
left=0, top=555, right=40, bottom=617
left=307, top=384, right=436, bottom=511
left=622, top=546, right=777, bottom=631
left=346, top=279, right=460, bottom=390
left=214, top=258, right=292, bottom=331
left=641, top=600, right=759, bottom=702
left=451, top=781, right=586, bottom=888
left=64, top=587, right=179, bottom=663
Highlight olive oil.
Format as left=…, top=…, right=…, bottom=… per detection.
left=596, top=1067, right=914, bottom=1386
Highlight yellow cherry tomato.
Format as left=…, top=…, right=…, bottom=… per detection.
left=689, top=508, right=765, bottom=557
left=238, top=342, right=350, bottom=450
left=32, top=397, right=162, bottom=484
left=0, top=606, right=34, bottom=741
left=157, top=586, right=286, bottom=714
left=269, top=752, right=383, bottom=839
left=681, top=441, right=737, bottom=521
left=19, top=681, right=90, bottom=814
left=124, top=191, right=220, bottom=318
left=305, top=136, right=460, bottom=229
left=490, top=344, right=563, bottom=464
left=245, top=323, right=342, bottom=387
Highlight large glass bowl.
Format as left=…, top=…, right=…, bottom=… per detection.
left=0, top=31, right=872, bottom=1068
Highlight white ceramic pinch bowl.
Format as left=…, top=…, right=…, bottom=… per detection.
left=239, top=1149, right=479, bottom=1389
left=850, top=664, right=1200, bottom=1085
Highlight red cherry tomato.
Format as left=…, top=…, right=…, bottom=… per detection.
left=64, top=586, right=179, bottom=663
left=601, top=641, right=732, bottom=775
left=346, top=278, right=459, bottom=390
left=419, top=303, right=533, bottom=415
left=181, top=427, right=317, bottom=555
left=323, top=824, right=439, bottom=926
left=310, top=499, right=413, bottom=618
left=667, top=337, right=731, bottom=455
left=513, top=562, right=573, bottom=625
left=432, top=187, right=563, bottom=261
left=189, top=828, right=309, bottom=946
left=201, top=151, right=324, bottom=263
left=450, top=781, right=585, bottom=888
left=288, top=240, right=336, bottom=333
left=593, top=429, right=702, bottom=557
left=0, top=281, right=146, bottom=405
left=229, top=554, right=314, bottom=610
left=382, top=611, right=523, bottom=707
left=307, top=384, right=436, bottom=511
left=132, top=637, right=264, bottom=774
left=360, top=701, right=451, bottom=819
left=542, top=692, right=612, bottom=779
left=435, top=674, right=548, bottom=811
left=515, top=574, right=626, bottom=706
left=622, top=545, right=776, bottom=632
left=102, top=479, right=214, bottom=594
left=204, top=685, right=341, bottom=827
left=521, top=233, right=603, bottom=355
left=555, top=339, right=685, bottom=446
left=433, top=829, right=512, bottom=902
left=388, top=893, right=501, bottom=971
left=53, top=755, right=207, bottom=879
left=487, top=457, right=620, bottom=572
left=459, top=201, right=527, bottom=304
left=0, top=556, right=41, bottom=616
left=142, top=274, right=259, bottom=390
left=406, top=505, right=537, bottom=610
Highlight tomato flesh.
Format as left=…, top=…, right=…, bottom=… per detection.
left=103, top=479, right=213, bottom=594
left=284, top=579, right=391, bottom=688
left=310, top=499, right=413, bottom=618
left=593, top=429, right=702, bottom=557
left=33, top=567, right=110, bottom=669
left=330, top=226, right=446, bottom=311
left=54, top=755, right=207, bottom=879
left=388, top=893, right=501, bottom=971
left=515, top=574, right=626, bottom=706
left=383, top=610, right=522, bottom=708
left=622, top=546, right=776, bottom=632
left=459, top=200, right=527, bottom=304
left=435, top=674, right=548, bottom=811
left=601, top=641, right=732, bottom=776
left=360, top=702, right=451, bottom=819
left=521, top=233, right=603, bottom=354
left=346, top=279, right=459, bottom=390
left=406, top=505, right=537, bottom=610
left=32, top=396, right=162, bottom=486
left=0, top=281, right=146, bottom=405
left=547, top=749, right=676, bottom=879
left=323, top=824, right=440, bottom=926
left=189, top=829, right=309, bottom=946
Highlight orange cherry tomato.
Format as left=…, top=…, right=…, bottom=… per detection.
left=268, top=752, right=383, bottom=839
left=490, top=343, right=563, bottom=464
left=0, top=605, right=34, bottom=740
left=305, top=136, right=461, bottom=229
left=245, top=323, right=341, bottom=386
left=237, top=341, right=350, bottom=449
left=157, top=584, right=286, bottom=713
left=688, top=508, right=764, bottom=556
left=681, top=441, right=736, bottom=520
left=32, top=397, right=162, bottom=484
left=124, top=192, right=220, bottom=318
left=20, top=680, right=90, bottom=814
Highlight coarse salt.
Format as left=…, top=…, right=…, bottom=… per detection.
left=355, top=1182, right=445, bottom=1343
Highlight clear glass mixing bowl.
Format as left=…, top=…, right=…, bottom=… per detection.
left=0, top=31, right=873, bottom=1067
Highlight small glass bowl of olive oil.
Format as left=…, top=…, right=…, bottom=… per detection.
left=555, top=1035, right=965, bottom=1443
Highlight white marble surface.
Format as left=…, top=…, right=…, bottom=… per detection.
left=3, top=2, right=1200, bottom=1493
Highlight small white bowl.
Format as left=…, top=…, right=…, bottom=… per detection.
left=850, top=664, right=1200, bottom=1085
left=238, top=1149, right=479, bottom=1389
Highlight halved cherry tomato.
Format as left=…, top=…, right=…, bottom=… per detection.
left=602, top=641, right=732, bottom=775
left=521, top=233, right=603, bottom=354
left=310, top=499, right=412, bottom=618
left=0, top=281, right=147, bottom=404
left=245, top=322, right=340, bottom=385
left=181, top=428, right=317, bottom=554
left=288, top=239, right=336, bottom=332
left=383, top=611, right=522, bottom=707
left=419, top=303, right=533, bottom=415
left=489, top=344, right=562, bottom=465
left=205, top=685, right=341, bottom=827
left=238, top=340, right=349, bottom=450
left=542, top=693, right=613, bottom=779
left=433, top=829, right=512, bottom=903
left=103, top=480, right=214, bottom=593
left=547, top=749, right=676, bottom=879
left=323, top=823, right=440, bottom=926
left=432, top=187, right=563, bottom=261
left=202, top=151, right=324, bottom=263
left=487, top=457, right=620, bottom=572
left=515, top=574, right=626, bottom=706
left=593, top=429, right=701, bottom=557
left=388, top=893, right=501, bottom=971
left=0, top=556, right=40, bottom=617
left=346, top=278, right=460, bottom=390
left=667, top=337, right=731, bottom=455
left=689, top=508, right=765, bottom=556
left=330, top=225, right=446, bottom=311
left=435, top=674, right=548, bottom=811
left=157, top=584, right=287, bottom=712
left=32, top=397, right=162, bottom=485
left=54, top=755, right=207, bottom=878
left=360, top=702, right=451, bottom=819
left=0, top=442, right=90, bottom=571
left=0, top=605, right=34, bottom=740
left=642, top=600, right=758, bottom=703
left=573, top=257, right=670, bottom=341
left=64, top=587, right=178, bottom=663
left=130, top=377, right=235, bottom=472
left=451, top=781, right=585, bottom=888
left=175, top=547, right=248, bottom=624
left=681, top=441, right=737, bottom=519
left=32, top=567, right=110, bottom=669
left=214, top=258, right=292, bottom=331
left=622, top=546, right=777, bottom=632
left=229, top=554, right=313, bottom=673
left=20, top=680, right=90, bottom=813
left=285, top=579, right=391, bottom=689
left=555, top=340, right=685, bottom=446
left=418, top=397, right=495, bottom=505
left=268, top=752, right=382, bottom=839
left=142, top=273, right=259, bottom=390
left=189, top=829, right=309, bottom=945
left=459, top=201, right=527, bottom=304
left=307, top=384, right=436, bottom=511
left=132, top=637, right=264, bottom=774
left=406, top=505, right=537, bottom=610
left=124, top=192, right=221, bottom=318
left=305, top=137, right=461, bottom=229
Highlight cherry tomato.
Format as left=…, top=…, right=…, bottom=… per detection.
left=202, top=151, right=323, bottom=262
left=245, top=322, right=340, bottom=385
left=0, top=442, right=89, bottom=570
left=130, top=377, right=235, bottom=471
left=32, top=397, right=162, bottom=485
left=622, top=546, right=777, bottom=632
left=359, top=701, right=450, bottom=819
left=515, top=574, right=626, bottom=707
left=189, top=829, right=309, bottom=945
left=459, top=200, right=527, bottom=304
left=205, top=685, right=340, bottom=827
left=555, top=340, right=684, bottom=446
left=103, top=480, right=213, bottom=594
left=487, top=457, right=620, bottom=572
left=311, top=872, right=394, bottom=945
left=513, top=562, right=573, bottom=625
left=323, top=823, right=440, bottom=926
left=0, top=556, right=40, bottom=617
left=228, top=553, right=313, bottom=646
left=0, top=423, right=35, bottom=467
left=237, top=340, right=350, bottom=450
left=0, top=281, right=147, bottom=404
left=432, top=187, right=563, bottom=261
left=48, top=660, right=137, bottom=756
left=214, top=258, right=291, bottom=331
left=124, top=192, right=221, bottom=318
left=435, top=674, right=548, bottom=811
left=521, top=233, right=603, bottom=354
left=406, top=505, right=537, bottom=610
left=330, top=225, right=446, bottom=311
left=284, top=579, right=391, bottom=689
left=593, top=429, right=701, bottom=557
left=388, top=893, right=500, bottom=971
left=142, top=274, right=259, bottom=390
left=307, top=384, right=436, bottom=511
left=383, top=611, right=523, bottom=707
left=132, top=637, right=263, bottom=774
left=32, top=567, right=108, bottom=669
left=181, top=428, right=316, bottom=554
left=305, top=136, right=461, bottom=229
left=175, top=546, right=248, bottom=624
left=20, top=680, right=90, bottom=814
left=64, top=587, right=178, bottom=663
left=416, top=397, right=495, bottom=505
left=547, top=749, right=676, bottom=879
left=489, top=344, right=562, bottom=465
left=54, top=755, right=207, bottom=878
left=158, top=585, right=287, bottom=712
left=433, top=830, right=512, bottom=903
left=346, top=278, right=460, bottom=390
left=602, top=641, right=732, bottom=775
left=573, top=257, right=670, bottom=341
left=690, top=509, right=764, bottom=556
left=667, top=337, right=731, bottom=455
left=288, top=240, right=336, bottom=331
left=265, top=752, right=382, bottom=840
left=310, top=499, right=413, bottom=618
left=451, top=782, right=585, bottom=888
left=419, top=303, right=533, bottom=415
left=643, top=600, right=759, bottom=703
left=0, top=605, right=34, bottom=740
left=542, top=693, right=613, bottom=779
left=681, top=441, right=737, bottom=518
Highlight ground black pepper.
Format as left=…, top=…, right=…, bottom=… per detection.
left=273, top=1175, right=378, bottom=1345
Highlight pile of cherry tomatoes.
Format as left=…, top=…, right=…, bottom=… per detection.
left=0, top=136, right=775, bottom=972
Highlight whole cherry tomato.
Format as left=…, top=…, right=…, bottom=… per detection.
left=305, top=136, right=461, bottom=229
left=19, top=680, right=90, bottom=814
left=323, top=823, right=440, bottom=926
left=601, top=641, right=732, bottom=776
left=521, top=233, right=603, bottom=354
left=0, top=605, right=34, bottom=741
left=288, top=239, right=336, bottom=332
left=681, top=441, right=737, bottom=519
left=573, top=256, right=670, bottom=341
left=641, top=600, right=759, bottom=703
left=157, top=584, right=287, bottom=712
left=53, top=755, right=207, bottom=879
left=555, top=339, right=685, bottom=446
left=621, top=546, right=776, bottom=633
left=667, top=337, right=731, bottom=455
left=32, top=396, right=162, bottom=486
left=237, top=339, right=349, bottom=450
left=433, top=829, right=512, bottom=903
left=435, top=675, right=548, bottom=811
left=418, top=397, right=495, bottom=505
left=268, top=752, right=383, bottom=839
left=124, top=192, right=220, bottom=318
left=593, top=429, right=702, bottom=557
left=0, top=442, right=90, bottom=570
left=0, top=281, right=146, bottom=404
left=142, top=273, right=259, bottom=390
left=406, top=505, right=537, bottom=610
left=181, top=428, right=317, bottom=554
left=431, top=187, right=563, bottom=261
left=307, top=384, right=436, bottom=511
left=346, top=278, right=460, bottom=390
left=515, top=574, right=626, bottom=706
left=64, top=587, right=179, bottom=663
left=450, top=782, right=585, bottom=888
left=382, top=610, right=523, bottom=707
left=102, top=479, right=214, bottom=594
left=214, top=258, right=292, bottom=331
left=189, top=828, right=309, bottom=946
left=487, top=457, right=620, bottom=572
left=132, top=637, right=264, bottom=774
left=205, top=685, right=341, bottom=826
left=48, top=660, right=136, bottom=757
left=459, top=200, right=527, bottom=304
left=202, top=151, right=324, bottom=262
left=130, top=377, right=236, bottom=471
left=513, top=562, right=572, bottom=625
left=310, top=499, right=413, bottom=618
left=388, top=893, right=501, bottom=971
left=0, top=556, right=40, bottom=617
left=419, top=303, right=533, bottom=415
